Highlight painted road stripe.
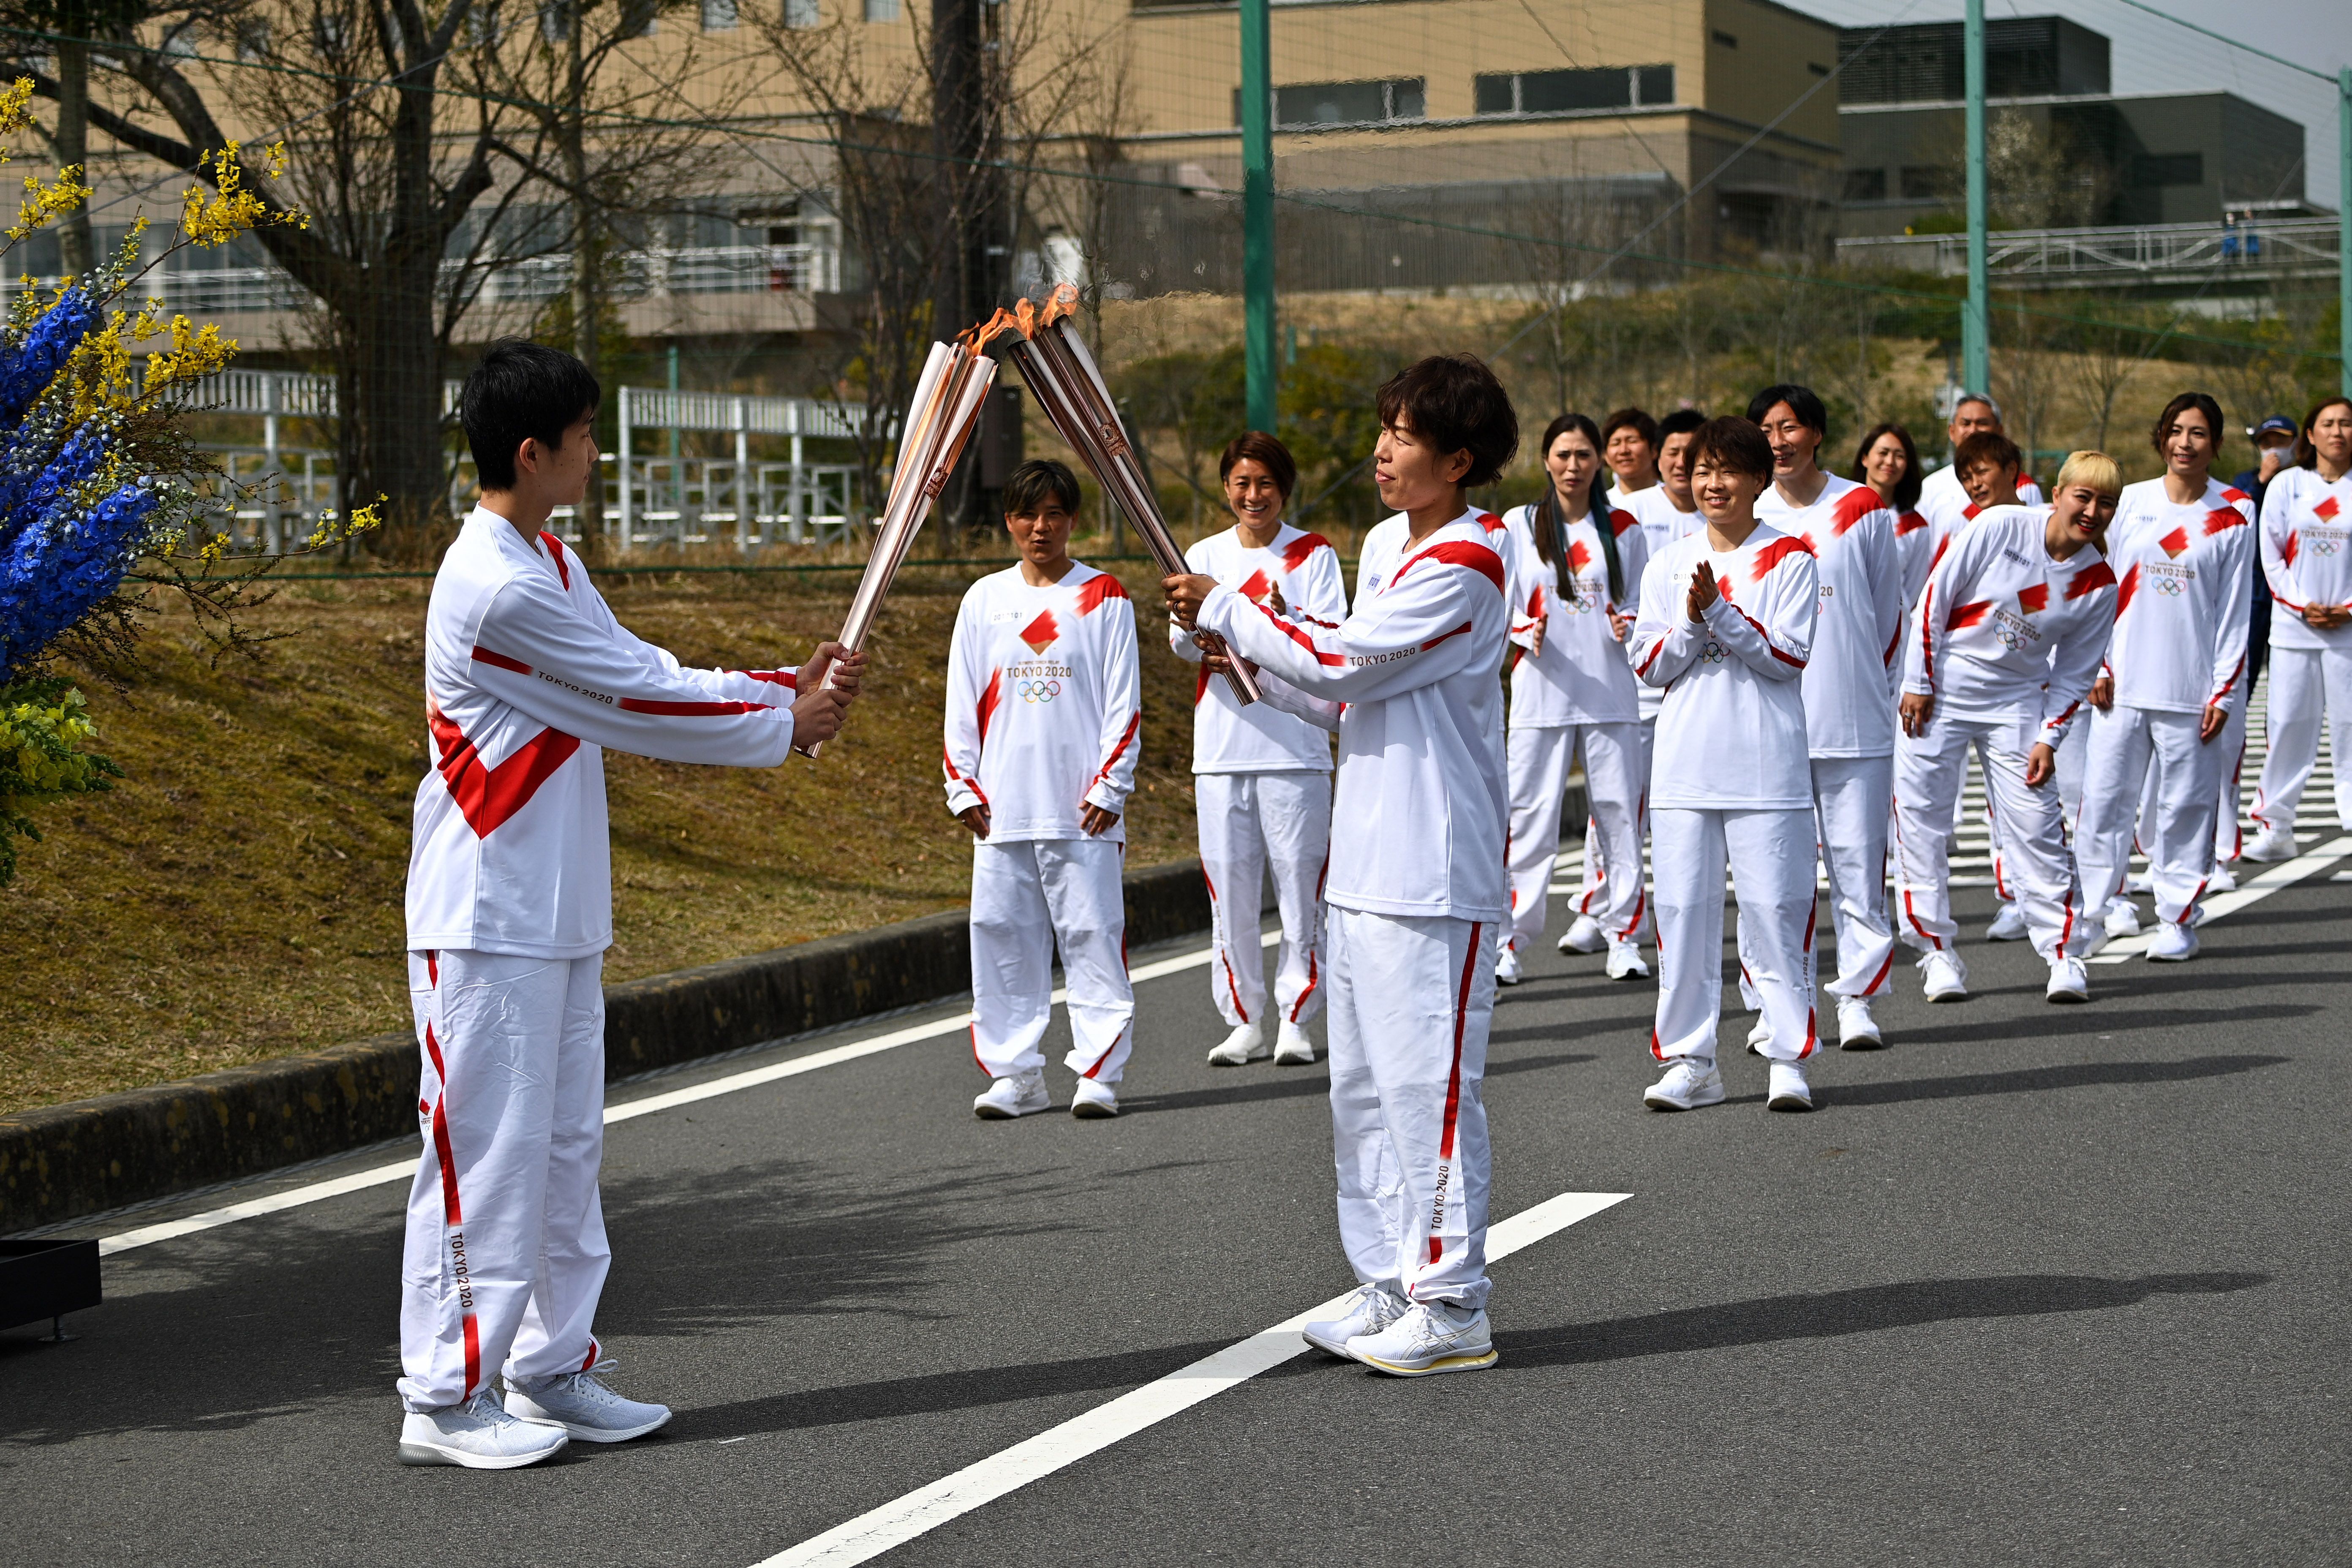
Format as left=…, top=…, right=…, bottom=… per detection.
left=2088, top=835, right=2352, bottom=965
left=749, top=1190, right=1633, bottom=1568
left=98, top=930, right=1281, bottom=1257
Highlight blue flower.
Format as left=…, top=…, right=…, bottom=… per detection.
left=0, top=479, right=158, bottom=679
left=0, top=286, right=98, bottom=427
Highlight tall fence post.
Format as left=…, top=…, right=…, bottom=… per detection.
left=1962, top=0, right=1990, bottom=396
left=1239, top=0, right=1277, bottom=434
left=735, top=396, right=752, bottom=554
left=618, top=386, right=635, bottom=555
left=2340, top=67, right=2349, bottom=397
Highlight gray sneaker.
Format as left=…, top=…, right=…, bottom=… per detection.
left=1345, top=1301, right=1498, bottom=1376
left=397, top=1388, right=571, bottom=1468
left=505, top=1363, right=672, bottom=1443
left=1302, top=1283, right=1407, bottom=1358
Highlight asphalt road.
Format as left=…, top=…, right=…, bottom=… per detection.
left=5, top=852, right=2349, bottom=1566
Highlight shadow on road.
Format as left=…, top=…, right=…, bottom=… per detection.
left=1114, top=1051, right=1596, bottom=1117
left=1491, top=1270, right=2269, bottom=1370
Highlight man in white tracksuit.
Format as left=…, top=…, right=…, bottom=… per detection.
left=946, top=460, right=1143, bottom=1119
left=1748, top=384, right=1903, bottom=1049
left=1896, top=452, right=2120, bottom=1004
left=1910, top=391, right=2047, bottom=599
left=2079, top=392, right=2255, bottom=961
left=400, top=341, right=862, bottom=1469
left=1629, top=416, right=1823, bottom=1113
left=1172, top=431, right=1345, bottom=1067
left=1169, top=353, right=1517, bottom=1378
left=2247, top=397, right=2352, bottom=857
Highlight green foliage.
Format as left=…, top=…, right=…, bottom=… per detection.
left=0, top=675, right=120, bottom=888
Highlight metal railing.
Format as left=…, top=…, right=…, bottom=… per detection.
left=49, top=242, right=844, bottom=317
left=1837, top=216, right=2340, bottom=288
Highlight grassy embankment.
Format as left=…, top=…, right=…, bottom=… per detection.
left=0, top=547, right=1217, bottom=1113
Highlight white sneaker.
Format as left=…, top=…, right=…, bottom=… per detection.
left=2126, top=869, right=2154, bottom=894
left=1273, top=1020, right=1318, bottom=1065
left=974, top=1070, right=1050, bottom=1119
left=1558, top=915, right=1606, bottom=954
left=1744, top=1015, right=1769, bottom=1056
left=2104, top=899, right=2142, bottom=939
left=1605, top=940, right=1649, bottom=980
left=1766, top=1059, right=1814, bottom=1111
left=505, top=1363, right=672, bottom=1443
left=1836, top=996, right=1883, bottom=1050
left=2208, top=860, right=2238, bottom=893
left=1985, top=902, right=2029, bottom=942
left=2244, top=824, right=2300, bottom=863
left=1301, top=1283, right=1407, bottom=1357
left=1071, top=1077, right=1120, bottom=1117
left=1494, top=945, right=1523, bottom=985
left=2147, top=920, right=2199, bottom=962
left=1919, top=950, right=1968, bottom=1002
left=2046, top=956, right=2089, bottom=1002
left=1206, top=1022, right=1268, bottom=1066
left=1344, top=1301, right=1497, bottom=1377
left=397, top=1389, right=570, bottom=1469
left=1644, top=1058, right=1724, bottom=1111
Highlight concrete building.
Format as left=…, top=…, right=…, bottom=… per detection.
left=1836, top=15, right=2309, bottom=239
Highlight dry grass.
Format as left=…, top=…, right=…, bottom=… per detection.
left=0, top=548, right=1206, bottom=1113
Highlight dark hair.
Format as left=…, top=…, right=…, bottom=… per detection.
left=1532, top=412, right=1621, bottom=602
left=2151, top=392, right=2226, bottom=459
left=462, top=339, right=601, bottom=491
left=1375, top=354, right=1519, bottom=489
left=1745, top=383, right=1828, bottom=437
left=1850, top=421, right=1922, bottom=512
left=1218, top=430, right=1298, bottom=499
left=1656, top=408, right=1707, bottom=441
left=2295, top=395, right=2352, bottom=469
left=1600, top=406, right=1659, bottom=453
left=1689, top=416, right=1775, bottom=482
left=1002, top=458, right=1081, bottom=518
left=1954, top=430, right=2023, bottom=477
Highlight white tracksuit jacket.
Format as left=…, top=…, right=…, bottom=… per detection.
left=1631, top=525, right=1821, bottom=1060
left=944, top=562, right=1142, bottom=1082
left=1896, top=507, right=2116, bottom=962
left=2078, top=478, right=2256, bottom=924
left=1500, top=503, right=1651, bottom=951
left=2253, top=466, right=2352, bottom=835
left=1170, top=523, right=1345, bottom=1030
left=1198, top=511, right=1509, bottom=1309
left=1910, top=465, right=2044, bottom=604
left=400, top=507, right=803, bottom=1412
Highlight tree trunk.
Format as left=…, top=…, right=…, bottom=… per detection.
left=563, top=25, right=605, bottom=551
left=54, top=24, right=93, bottom=278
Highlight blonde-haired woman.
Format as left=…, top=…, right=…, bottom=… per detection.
left=1896, top=450, right=2122, bottom=1003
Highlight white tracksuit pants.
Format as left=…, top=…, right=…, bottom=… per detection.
left=1894, top=716, right=2085, bottom=963
left=2254, top=646, right=2352, bottom=833
left=1577, top=719, right=1655, bottom=942
left=1737, top=757, right=1895, bottom=1002
left=1197, top=771, right=1330, bottom=1028
left=2079, top=705, right=2221, bottom=926
left=1509, top=722, right=1644, bottom=953
left=969, top=837, right=1135, bottom=1082
left=1654, top=807, right=1818, bottom=1062
left=400, top=948, right=610, bottom=1412
left=1325, top=905, right=1495, bottom=1310
left=2210, top=697, right=2250, bottom=861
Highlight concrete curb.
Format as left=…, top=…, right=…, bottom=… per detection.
left=0, top=857, right=1220, bottom=1234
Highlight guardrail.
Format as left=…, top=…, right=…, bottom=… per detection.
left=1837, top=216, right=2339, bottom=288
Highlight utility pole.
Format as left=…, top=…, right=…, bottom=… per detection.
left=1961, top=0, right=1989, bottom=395
left=932, top=0, right=1004, bottom=531
left=2340, top=67, right=2349, bottom=397
left=1239, top=0, right=1276, bottom=433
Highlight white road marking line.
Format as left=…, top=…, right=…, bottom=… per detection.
left=748, top=1191, right=1632, bottom=1568
left=2088, top=835, right=2352, bottom=965
left=97, top=930, right=1281, bottom=1257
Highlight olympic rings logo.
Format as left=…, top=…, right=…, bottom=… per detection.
left=1697, top=641, right=1728, bottom=664
left=2155, top=577, right=2186, bottom=597
left=1995, top=624, right=2028, bottom=650
left=1018, top=679, right=1062, bottom=702
left=2311, top=536, right=2343, bottom=557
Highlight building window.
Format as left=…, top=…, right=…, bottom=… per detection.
left=1843, top=167, right=1887, bottom=202
left=1712, top=29, right=1737, bottom=48
left=783, top=0, right=819, bottom=24
left=863, top=0, right=897, bottom=21
left=1238, top=79, right=1425, bottom=129
left=702, top=0, right=737, bottom=27
left=1473, top=64, right=1674, bottom=116
left=2131, top=152, right=2203, bottom=187
left=1900, top=163, right=1959, bottom=201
